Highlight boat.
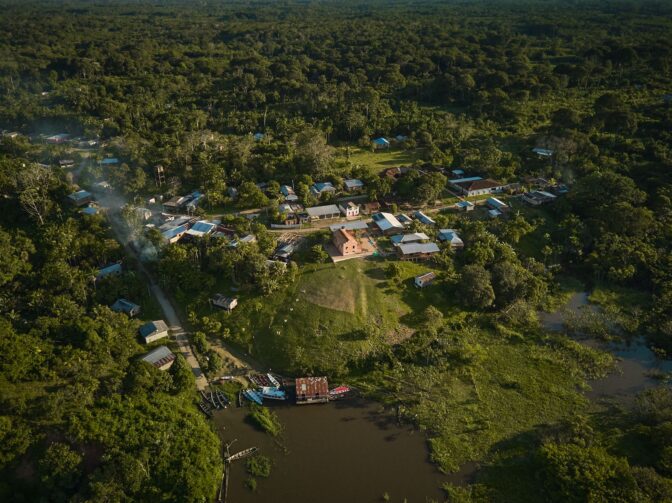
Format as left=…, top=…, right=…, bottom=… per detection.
left=261, top=386, right=287, bottom=400
left=267, top=373, right=281, bottom=388
left=243, top=389, right=263, bottom=405
left=328, top=386, right=351, bottom=398
left=198, top=401, right=213, bottom=417
left=216, top=390, right=230, bottom=408
left=226, top=446, right=258, bottom=463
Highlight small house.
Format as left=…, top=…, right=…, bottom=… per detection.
left=274, top=242, right=296, bottom=261
left=488, top=209, right=502, bottom=219
left=139, top=320, right=170, bottom=344
left=295, top=377, right=329, bottom=405
left=338, top=201, right=360, bottom=219
left=372, top=137, right=390, bottom=149
left=141, top=346, right=176, bottom=371
left=96, top=263, right=122, bottom=282
left=372, top=212, right=404, bottom=234
left=414, top=211, right=436, bottom=226
left=397, top=242, right=440, bottom=261
left=332, top=228, right=362, bottom=256
left=397, top=213, right=413, bottom=226
left=486, top=197, right=508, bottom=212
left=415, top=271, right=437, bottom=288
left=111, top=298, right=141, bottom=317
left=68, top=190, right=93, bottom=207
left=456, top=200, right=475, bottom=212
left=100, top=158, right=119, bottom=166
left=186, top=220, right=217, bottom=238
left=306, top=204, right=341, bottom=220
left=281, top=185, right=299, bottom=202
left=162, top=195, right=189, bottom=213
left=390, top=232, right=430, bottom=246
left=438, top=229, right=464, bottom=249
left=361, top=201, right=381, bottom=215
left=59, top=159, right=75, bottom=168
left=253, top=132, right=265, bottom=141
left=523, top=190, right=557, bottom=206
left=210, top=294, right=238, bottom=311
left=310, top=182, right=336, bottom=197
left=229, top=234, right=257, bottom=248
left=344, top=179, right=364, bottom=192
left=451, top=169, right=465, bottom=178
left=532, top=147, right=554, bottom=158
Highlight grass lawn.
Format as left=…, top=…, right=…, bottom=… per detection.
left=334, top=146, right=426, bottom=176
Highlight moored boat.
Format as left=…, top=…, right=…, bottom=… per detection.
left=328, top=386, right=351, bottom=397
left=261, top=386, right=287, bottom=400
left=267, top=373, right=281, bottom=388
left=243, top=389, right=263, bottom=405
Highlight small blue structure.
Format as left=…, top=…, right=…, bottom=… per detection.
left=96, top=263, right=122, bottom=281
left=100, top=158, right=119, bottom=165
left=414, top=210, right=436, bottom=226
left=162, top=224, right=189, bottom=243
left=111, top=298, right=141, bottom=317
left=253, top=132, right=265, bottom=141
left=80, top=206, right=98, bottom=216
left=456, top=200, right=475, bottom=212
left=68, top=190, right=93, bottom=206
left=372, top=137, right=390, bottom=148
left=310, top=182, right=336, bottom=196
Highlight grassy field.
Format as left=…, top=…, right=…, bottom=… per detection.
left=204, top=258, right=451, bottom=374
left=334, top=146, right=426, bottom=176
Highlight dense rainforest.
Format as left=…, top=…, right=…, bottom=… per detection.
left=2, top=0, right=672, bottom=501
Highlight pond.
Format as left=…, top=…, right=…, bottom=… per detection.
left=214, top=398, right=450, bottom=503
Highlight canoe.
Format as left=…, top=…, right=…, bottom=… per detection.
left=243, top=389, right=263, bottom=405
left=267, top=373, right=281, bottom=388
left=329, top=386, right=351, bottom=396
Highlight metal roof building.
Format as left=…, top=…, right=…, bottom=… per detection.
left=306, top=204, right=341, bottom=219
left=295, top=377, right=329, bottom=405
left=372, top=212, right=403, bottom=233
left=141, top=346, right=176, bottom=371
left=329, top=220, right=369, bottom=232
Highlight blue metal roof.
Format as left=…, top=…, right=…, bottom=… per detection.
left=162, top=224, right=189, bottom=240
left=101, top=158, right=119, bottom=165
left=373, top=137, right=390, bottom=145
left=111, top=298, right=139, bottom=313
left=98, top=263, right=122, bottom=278
left=80, top=206, right=98, bottom=215
left=69, top=190, right=92, bottom=201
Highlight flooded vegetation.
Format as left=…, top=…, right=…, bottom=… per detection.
left=541, top=292, right=672, bottom=402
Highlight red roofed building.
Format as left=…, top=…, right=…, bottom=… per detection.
left=295, top=377, right=329, bottom=405
left=452, top=178, right=505, bottom=197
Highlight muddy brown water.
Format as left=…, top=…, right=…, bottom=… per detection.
left=540, top=292, right=672, bottom=401
left=214, top=399, right=450, bottom=503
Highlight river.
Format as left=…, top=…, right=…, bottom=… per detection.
left=214, top=398, right=449, bottom=503
left=540, top=292, right=672, bottom=402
